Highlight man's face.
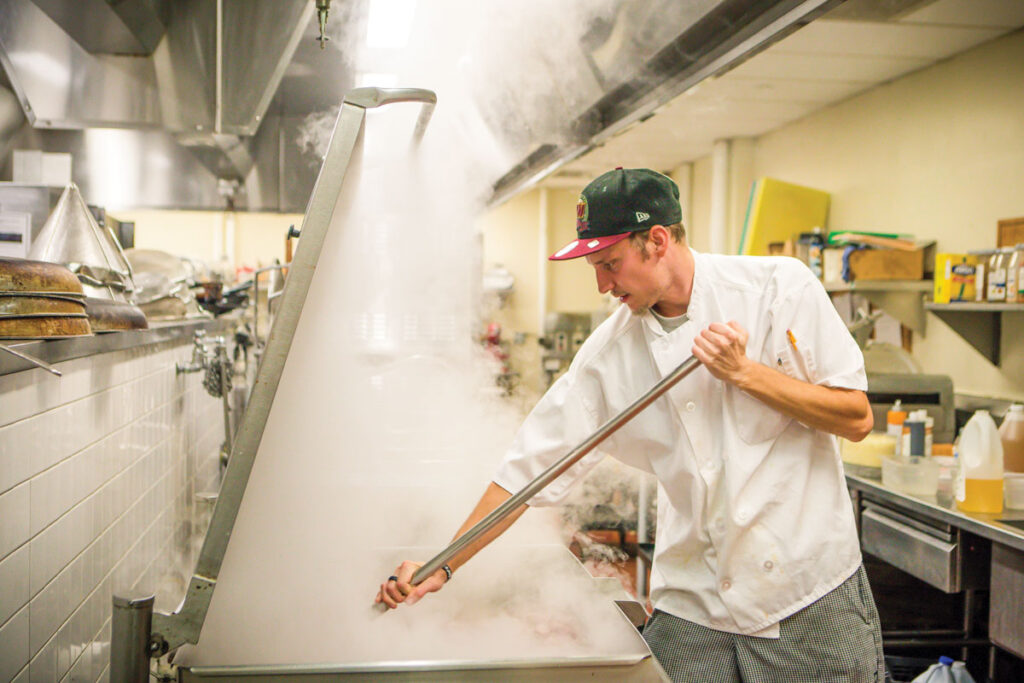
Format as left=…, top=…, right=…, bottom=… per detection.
left=585, top=236, right=662, bottom=314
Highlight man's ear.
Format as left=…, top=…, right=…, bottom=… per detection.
left=649, top=225, right=670, bottom=257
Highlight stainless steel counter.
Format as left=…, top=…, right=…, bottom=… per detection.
left=846, top=473, right=1024, bottom=554
left=0, top=317, right=232, bottom=376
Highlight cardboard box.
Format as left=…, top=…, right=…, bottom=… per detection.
left=933, top=253, right=979, bottom=303
left=998, top=217, right=1024, bottom=248
left=848, top=247, right=925, bottom=281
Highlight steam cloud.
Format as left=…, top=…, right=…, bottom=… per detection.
left=175, top=0, right=651, bottom=671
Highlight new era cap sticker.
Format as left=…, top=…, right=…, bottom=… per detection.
left=635, top=211, right=650, bottom=222
left=576, top=195, right=589, bottom=233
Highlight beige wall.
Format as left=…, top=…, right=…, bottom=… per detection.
left=483, top=30, right=1024, bottom=402
left=689, top=156, right=713, bottom=252
left=547, top=187, right=608, bottom=314
left=687, top=29, right=1024, bottom=399
left=111, top=209, right=303, bottom=272
left=478, top=184, right=611, bottom=396
left=477, top=191, right=544, bottom=395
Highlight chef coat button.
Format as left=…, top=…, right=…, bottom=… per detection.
left=763, top=560, right=774, bottom=571
left=685, top=401, right=696, bottom=412
left=721, top=580, right=731, bottom=591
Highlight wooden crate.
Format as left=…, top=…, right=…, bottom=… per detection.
left=998, top=216, right=1024, bottom=248
left=848, top=247, right=925, bottom=280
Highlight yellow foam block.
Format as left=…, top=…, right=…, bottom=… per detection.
left=841, top=433, right=897, bottom=469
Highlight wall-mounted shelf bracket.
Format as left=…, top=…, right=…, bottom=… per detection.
left=923, top=302, right=1023, bottom=366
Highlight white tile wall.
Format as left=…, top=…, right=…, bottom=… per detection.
left=0, top=339, right=223, bottom=683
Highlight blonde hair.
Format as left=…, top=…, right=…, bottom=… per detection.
left=629, top=223, right=686, bottom=259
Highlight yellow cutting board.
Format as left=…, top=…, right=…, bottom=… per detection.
left=739, top=178, right=830, bottom=256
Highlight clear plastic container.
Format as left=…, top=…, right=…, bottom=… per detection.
left=956, top=409, right=1004, bottom=514
left=999, top=403, right=1024, bottom=473
left=1005, top=473, right=1024, bottom=510
left=883, top=455, right=940, bottom=496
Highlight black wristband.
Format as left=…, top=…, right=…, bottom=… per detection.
left=442, top=564, right=452, bottom=582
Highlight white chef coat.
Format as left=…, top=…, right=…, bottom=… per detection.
left=493, top=249, right=867, bottom=637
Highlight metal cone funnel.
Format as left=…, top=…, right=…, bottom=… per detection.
left=28, top=184, right=135, bottom=302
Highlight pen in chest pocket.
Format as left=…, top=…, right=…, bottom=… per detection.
left=778, top=329, right=799, bottom=367
left=786, top=328, right=798, bottom=351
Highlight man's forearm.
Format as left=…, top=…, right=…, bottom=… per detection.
left=735, top=361, right=873, bottom=441
left=446, top=481, right=528, bottom=573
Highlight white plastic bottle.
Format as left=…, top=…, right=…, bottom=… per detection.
left=910, top=656, right=977, bottom=683
left=956, top=410, right=1004, bottom=514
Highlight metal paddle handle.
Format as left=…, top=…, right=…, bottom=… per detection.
left=411, top=354, right=702, bottom=585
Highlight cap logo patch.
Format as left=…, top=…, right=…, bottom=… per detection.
left=576, top=195, right=589, bottom=234
left=587, top=240, right=600, bottom=248
left=635, top=211, right=650, bottom=223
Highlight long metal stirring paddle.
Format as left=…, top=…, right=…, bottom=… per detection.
left=410, top=354, right=702, bottom=585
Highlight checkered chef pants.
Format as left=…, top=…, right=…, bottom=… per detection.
left=643, top=565, right=886, bottom=682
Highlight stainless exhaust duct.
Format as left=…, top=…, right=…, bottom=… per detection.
left=0, top=0, right=312, bottom=182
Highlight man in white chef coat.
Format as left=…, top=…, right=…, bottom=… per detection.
left=377, top=167, right=886, bottom=682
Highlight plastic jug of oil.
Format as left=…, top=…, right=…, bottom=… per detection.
left=999, top=403, right=1024, bottom=473
left=956, top=410, right=1003, bottom=514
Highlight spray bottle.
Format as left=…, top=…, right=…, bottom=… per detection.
left=887, top=400, right=907, bottom=454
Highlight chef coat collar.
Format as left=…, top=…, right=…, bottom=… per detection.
left=641, top=246, right=702, bottom=337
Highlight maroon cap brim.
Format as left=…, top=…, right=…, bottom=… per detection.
left=549, top=232, right=632, bottom=261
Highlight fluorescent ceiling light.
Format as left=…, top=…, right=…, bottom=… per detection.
left=366, top=0, right=417, bottom=48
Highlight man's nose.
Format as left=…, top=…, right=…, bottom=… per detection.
left=595, top=269, right=614, bottom=294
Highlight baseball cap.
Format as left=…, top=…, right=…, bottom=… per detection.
left=549, top=167, right=682, bottom=260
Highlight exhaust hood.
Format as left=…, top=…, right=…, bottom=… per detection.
left=0, top=0, right=841, bottom=211
left=0, top=0, right=312, bottom=184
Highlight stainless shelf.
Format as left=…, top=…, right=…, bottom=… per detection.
left=0, top=318, right=231, bottom=377
left=847, top=473, right=1024, bottom=554
left=924, top=302, right=1024, bottom=366
left=824, top=279, right=932, bottom=293
left=926, top=302, right=1024, bottom=313
left=826, top=280, right=932, bottom=334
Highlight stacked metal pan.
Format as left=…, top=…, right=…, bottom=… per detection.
left=0, top=257, right=92, bottom=338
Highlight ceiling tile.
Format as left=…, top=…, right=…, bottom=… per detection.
left=773, top=19, right=1004, bottom=59
left=726, top=51, right=929, bottom=84
left=900, top=0, right=1024, bottom=27
left=557, top=0, right=1024, bottom=180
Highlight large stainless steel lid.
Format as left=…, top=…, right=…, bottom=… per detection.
left=175, top=544, right=658, bottom=677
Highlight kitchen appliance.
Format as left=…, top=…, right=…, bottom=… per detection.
left=108, top=87, right=667, bottom=683
left=867, top=373, right=955, bottom=445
